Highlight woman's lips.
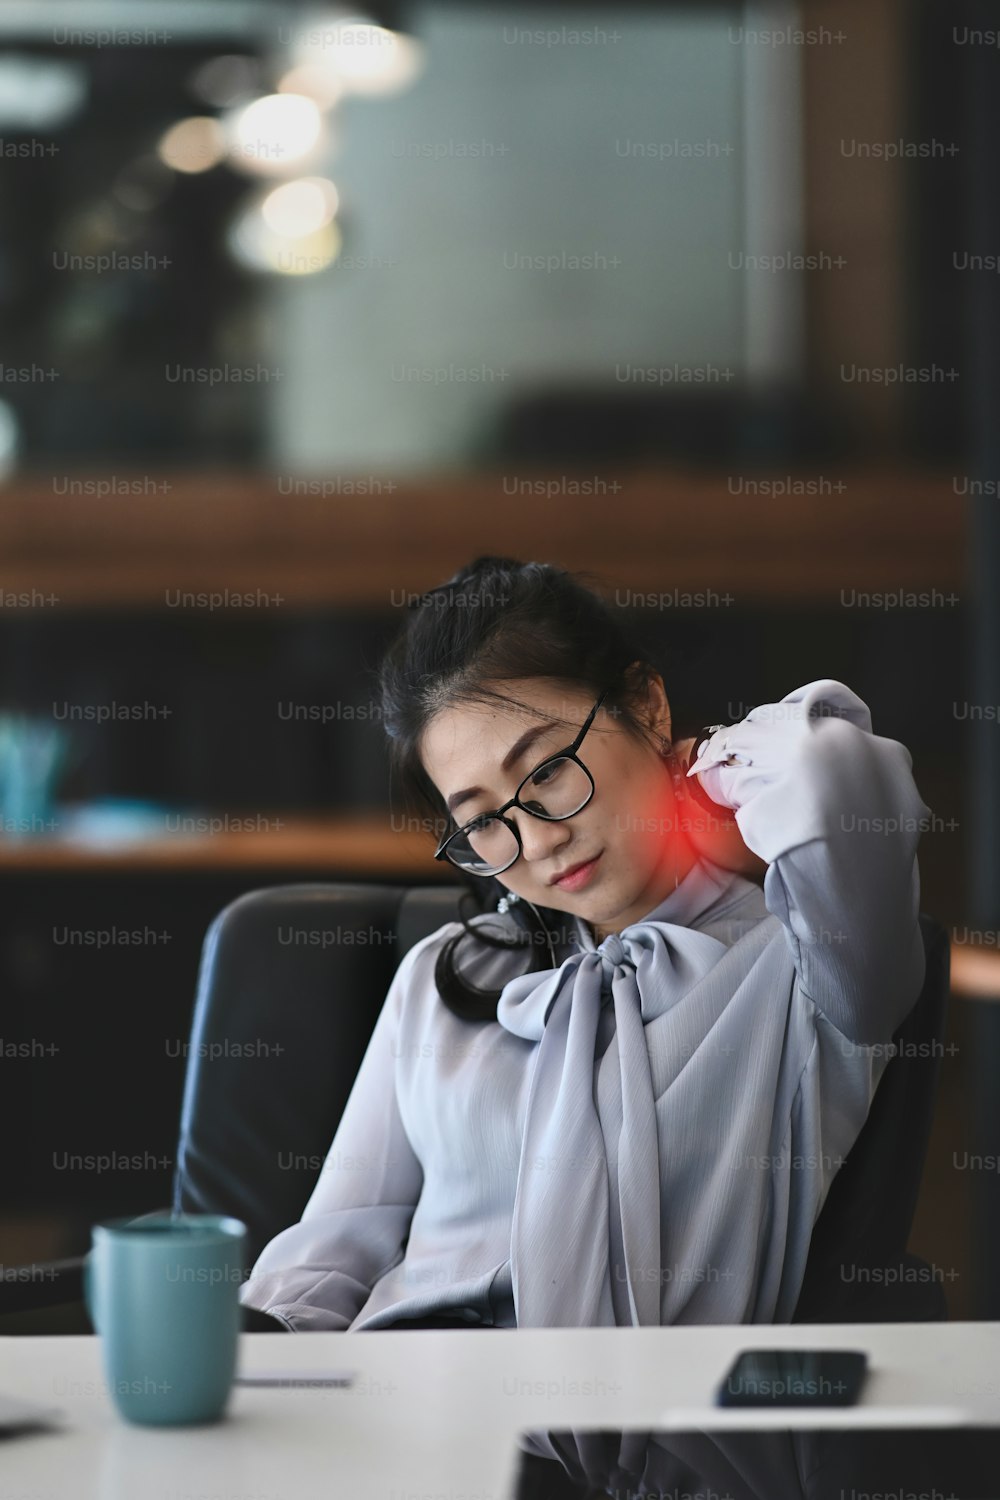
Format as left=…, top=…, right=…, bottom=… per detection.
left=551, top=852, right=603, bottom=892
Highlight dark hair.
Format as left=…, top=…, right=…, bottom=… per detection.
left=377, top=556, right=669, bottom=1021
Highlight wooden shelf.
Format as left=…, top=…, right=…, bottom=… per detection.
left=0, top=813, right=456, bottom=877
left=2, top=806, right=997, bottom=1003
left=0, top=465, right=967, bottom=608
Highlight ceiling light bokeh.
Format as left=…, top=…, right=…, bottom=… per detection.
left=286, top=14, right=425, bottom=98
left=188, top=53, right=264, bottom=110
left=276, top=63, right=344, bottom=112
left=228, top=197, right=342, bottom=276
left=260, top=177, right=339, bottom=237
left=0, top=54, right=86, bottom=129
left=158, top=116, right=227, bottom=175
left=224, top=91, right=325, bottom=177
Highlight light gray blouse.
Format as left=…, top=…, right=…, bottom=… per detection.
left=239, top=679, right=931, bottom=1331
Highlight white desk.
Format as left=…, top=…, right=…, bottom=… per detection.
left=3, top=1322, right=1000, bottom=1499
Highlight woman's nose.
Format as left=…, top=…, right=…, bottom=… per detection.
left=509, top=807, right=573, bottom=863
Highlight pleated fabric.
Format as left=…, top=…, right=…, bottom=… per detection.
left=496, top=860, right=825, bottom=1328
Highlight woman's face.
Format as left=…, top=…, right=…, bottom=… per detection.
left=419, top=676, right=695, bottom=940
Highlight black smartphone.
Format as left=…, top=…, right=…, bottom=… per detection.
left=715, top=1349, right=868, bottom=1407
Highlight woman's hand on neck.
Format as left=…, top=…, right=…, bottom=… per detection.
left=672, top=736, right=767, bottom=885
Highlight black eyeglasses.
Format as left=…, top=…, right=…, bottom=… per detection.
left=434, top=688, right=610, bottom=876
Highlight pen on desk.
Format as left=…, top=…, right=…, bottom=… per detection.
left=235, top=1372, right=356, bottom=1387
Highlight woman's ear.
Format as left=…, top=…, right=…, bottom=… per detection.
left=642, top=667, right=672, bottom=743
left=624, top=658, right=672, bottom=740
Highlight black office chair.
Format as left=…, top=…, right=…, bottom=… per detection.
left=0, top=883, right=950, bottom=1329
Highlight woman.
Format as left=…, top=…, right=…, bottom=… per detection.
left=239, top=555, right=930, bottom=1333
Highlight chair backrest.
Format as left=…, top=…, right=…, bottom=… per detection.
left=174, top=884, right=949, bottom=1318
left=790, top=912, right=950, bottom=1321
left=174, top=882, right=463, bottom=1271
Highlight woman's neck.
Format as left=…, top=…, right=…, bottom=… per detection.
left=588, top=836, right=698, bottom=942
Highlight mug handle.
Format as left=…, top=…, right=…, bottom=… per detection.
left=82, top=1250, right=99, bottom=1334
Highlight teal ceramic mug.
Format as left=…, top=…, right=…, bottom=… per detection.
left=84, top=1214, right=247, bottom=1426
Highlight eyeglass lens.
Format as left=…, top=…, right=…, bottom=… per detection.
left=444, top=757, right=592, bottom=874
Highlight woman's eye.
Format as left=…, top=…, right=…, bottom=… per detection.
left=531, top=759, right=563, bottom=787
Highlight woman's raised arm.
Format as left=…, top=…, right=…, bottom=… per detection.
left=688, top=679, right=931, bottom=1045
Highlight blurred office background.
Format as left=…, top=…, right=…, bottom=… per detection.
left=1, top=0, right=999, bottom=1317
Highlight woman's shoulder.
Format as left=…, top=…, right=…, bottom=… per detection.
left=391, top=909, right=534, bottom=1015
left=690, top=868, right=775, bottom=945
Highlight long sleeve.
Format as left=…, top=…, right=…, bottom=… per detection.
left=239, top=940, right=427, bottom=1331
left=687, top=678, right=930, bottom=1045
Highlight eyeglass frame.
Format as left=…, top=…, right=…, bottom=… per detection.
left=433, top=686, right=611, bottom=876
